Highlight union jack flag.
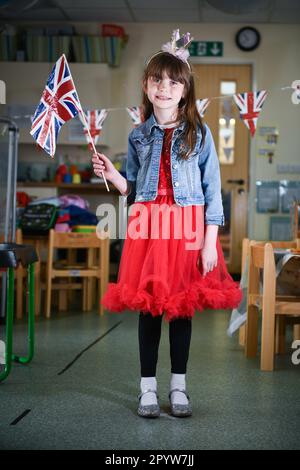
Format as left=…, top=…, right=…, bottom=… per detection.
left=233, top=91, right=267, bottom=137
left=79, top=109, right=108, bottom=149
left=195, top=98, right=211, bottom=118
left=126, top=106, right=144, bottom=127
left=30, top=54, right=81, bottom=157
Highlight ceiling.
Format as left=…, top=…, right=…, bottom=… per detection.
left=0, top=0, right=300, bottom=23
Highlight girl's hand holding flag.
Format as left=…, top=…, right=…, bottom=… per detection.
left=92, top=152, right=131, bottom=197
left=92, top=152, right=118, bottom=182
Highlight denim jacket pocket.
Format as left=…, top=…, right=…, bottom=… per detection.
left=175, top=139, right=200, bottom=163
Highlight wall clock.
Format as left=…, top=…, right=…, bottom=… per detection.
left=236, top=27, right=261, bottom=51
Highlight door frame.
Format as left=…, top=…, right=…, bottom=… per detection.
left=190, top=58, right=257, bottom=241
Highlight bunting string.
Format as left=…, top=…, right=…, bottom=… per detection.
left=9, top=51, right=300, bottom=180
left=12, top=82, right=299, bottom=126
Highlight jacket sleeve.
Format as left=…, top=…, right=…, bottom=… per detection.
left=199, top=125, right=225, bottom=226
left=126, top=131, right=140, bottom=206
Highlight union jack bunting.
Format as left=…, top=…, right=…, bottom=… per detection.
left=291, top=80, right=300, bottom=105
left=126, top=106, right=144, bottom=126
left=233, top=91, right=267, bottom=137
left=79, top=109, right=108, bottom=149
left=195, top=98, right=211, bottom=117
left=30, top=54, right=81, bottom=157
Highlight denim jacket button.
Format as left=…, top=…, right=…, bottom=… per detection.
left=174, top=182, right=179, bottom=187
left=172, top=164, right=178, bottom=169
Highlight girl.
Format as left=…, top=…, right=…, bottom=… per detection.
left=92, top=31, right=242, bottom=419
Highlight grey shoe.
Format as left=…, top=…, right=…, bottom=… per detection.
left=169, top=389, right=192, bottom=417
left=138, top=389, right=160, bottom=418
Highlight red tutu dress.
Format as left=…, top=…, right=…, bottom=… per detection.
left=101, top=127, right=242, bottom=321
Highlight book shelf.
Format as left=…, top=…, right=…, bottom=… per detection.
left=0, top=34, right=125, bottom=67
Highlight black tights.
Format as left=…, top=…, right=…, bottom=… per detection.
left=138, top=312, right=192, bottom=377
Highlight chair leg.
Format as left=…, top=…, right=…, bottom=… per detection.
left=102, top=237, right=109, bottom=296
left=0, top=268, right=14, bottom=382
left=98, top=242, right=105, bottom=316
left=16, top=265, right=24, bottom=320
left=58, top=280, right=68, bottom=311
left=261, top=307, right=276, bottom=372
left=98, top=238, right=109, bottom=316
left=82, top=278, right=88, bottom=311
left=34, top=259, right=41, bottom=317
left=91, top=248, right=97, bottom=308
left=86, top=248, right=94, bottom=311
left=86, top=279, right=93, bottom=311
left=239, top=324, right=246, bottom=347
left=45, top=233, right=54, bottom=319
left=99, top=278, right=104, bottom=316
left=67, top=249, right=76, bottom=304
left=13, top=263, right=35, bottom=364
left=245, top=305, right=259, bottom=357
left=93, top=278, right=97, bottom=307
left=15, top=228, right=24, bottom=320
left=45, top=276, right=52, bottom=318
left=275, top=316, right=286, bottom=354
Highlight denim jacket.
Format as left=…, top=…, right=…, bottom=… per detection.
left=126, top=113, right=225, bottom=226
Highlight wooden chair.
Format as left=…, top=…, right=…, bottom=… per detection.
left=240, top=238, right=300, bottom=346
left=45, top=229, right=110, bottom=318
left=246, top=240, right=300, bottom=371
left=16, top=229, right=76, bottom=318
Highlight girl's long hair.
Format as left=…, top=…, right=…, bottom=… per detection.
left=142, top=52, right=206, bottom=160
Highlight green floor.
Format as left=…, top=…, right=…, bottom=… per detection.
left=0, top=308, right=299, bottom=450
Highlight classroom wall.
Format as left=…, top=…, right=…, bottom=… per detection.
left=7, top=21, right=300, bottom=240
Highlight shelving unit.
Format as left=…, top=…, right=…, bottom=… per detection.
left=17, top=181, right=119, bottom=193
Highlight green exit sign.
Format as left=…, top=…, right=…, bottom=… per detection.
left=189, top=41, right=223, bottom=57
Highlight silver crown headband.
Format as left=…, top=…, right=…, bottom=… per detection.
left=146, top=29, right=193, bottom=71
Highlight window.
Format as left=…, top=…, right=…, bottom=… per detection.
left=218, top=81, right=236, bottom=165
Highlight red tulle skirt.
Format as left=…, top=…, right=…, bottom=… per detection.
left=100, top=192, right=242, bottom=322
